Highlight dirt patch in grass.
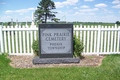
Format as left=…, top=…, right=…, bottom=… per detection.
left=7, top=55, right=105, bottom=69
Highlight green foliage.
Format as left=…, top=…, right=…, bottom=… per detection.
left=7, top=22, right=11, bottom=26
left=35, top=0, right=59, bottom=23
left=32, top=39, right=39, bottom=56
left=73, top=35, right=84, bottom=58
left=52, top=18, right=60, bottom=23
left=2, top=53, right=9, bottom=57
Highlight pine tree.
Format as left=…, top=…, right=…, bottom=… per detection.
left=35, top=0, right=59, bottom=23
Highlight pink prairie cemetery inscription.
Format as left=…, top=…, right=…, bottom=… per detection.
left=41, top=29, right=71, bottom=54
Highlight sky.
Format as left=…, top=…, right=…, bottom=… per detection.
left=0, top=0, right=120, bottom=23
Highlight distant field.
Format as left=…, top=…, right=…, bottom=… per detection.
left=0, top=22, right=120, bottom=27
left=73, top=22, right=116, bottom=26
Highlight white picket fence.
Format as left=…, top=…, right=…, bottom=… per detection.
left=0, top=24, right=120, bottom=55
left=0, top=24, right=37, bottom=55
left=74, top=24, right=120, bottom=55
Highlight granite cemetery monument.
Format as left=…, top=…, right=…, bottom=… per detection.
left=33, top=24, right=80, bottom=64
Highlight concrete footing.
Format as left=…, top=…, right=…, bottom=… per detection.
left=33, top=57, right=80, bottom=64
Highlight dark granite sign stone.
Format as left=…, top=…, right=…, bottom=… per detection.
left=39, top=24, right=73, bottom=58
left=33, top=24, right=80, bottom=64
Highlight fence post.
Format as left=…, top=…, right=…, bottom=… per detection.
left=97, top=25, right=101, bottom=56
left=0, top=25, right=4, bottom=54
left=31, top=12, right=34, bottom=27
left=118, top=26, right=120, bottom=52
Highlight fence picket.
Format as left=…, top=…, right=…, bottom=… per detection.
left=1, top=24, right=120, bottom=55
left=23, top=25, right=26, bottom=53
left=26, top=25, right=29, bottom=53
left=0, top=25, right=4, bottom=53
left=114, top=25, right=117, bottom=52
left=117, top=26, right=120, bottom=52
left=34, top=25, right=37, bottom=40
left=11, top=26, right=15, bottom=53
left=7, top=26, right=11, bottom=53
left=15, top=25, right=18, bottom=53
left=76, top=25, right=79, bottom=38
left=107, top=26, right=110, bottom=52
left=97, top=25, right=101, bottom=55
left=30, top=25, right=33, bottom=53
left=111, top=26, right=114, bottom=52
left=80, top=25, right=82, bottom=40
left=87, top=25, right=90, bottom=53
left=73, top=25, right=75, bottom=35
left=4, top=26, right=7, bottom=53
left=94, top=26, right=97, bottom=52
left=101, top=26, right=104, bottom=52
left=104, top=26, right=107, bottom=52
left=83, top=25, right=86, bottom=53
left=19, top=25, right=22, bottom=53
left=90, top=26, right=93, bottom=52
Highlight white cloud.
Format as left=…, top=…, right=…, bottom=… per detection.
left=20, top=16, right=32, bottom=22
left=112, top=4, right=120, bottom=8
left=75, top=12, right=79, bottom=14
left=101, top=8, right=108, bottom=14
left=95, top=3, right=108, bottom=8
left=73, top=7, right=79, bottom=9
left=79, top=8, right=99, bottom=12
left=81, top=5, right=89, bottom=8
left=5, top=8, right=36, bottom=15
left=75, top=12, right=95, bottom=15
left=112, top=0, right=120, bottom=4
left=101, top=15, right=119, bottom=21
left=19, top=13, right=24, bottom=15
left=55, top=0, right=79, bottom=8
left=100, top=15, right=119, bottom=22
left=101, top=9, right=113, bottom=14
left=108, top=10, right=113, bottom=13
left=84, top=0, right=94, bottom=2
left=0, top=16, right=12, bottom=22
left=119, top=10, right=120, bottom=13
left=0, top=2, right=6, bottom=4
left=55, top=2, right=64, bottom=8
left=56, top=10, right=64, bottom=14
left=68, top=10, right=73, bottom=12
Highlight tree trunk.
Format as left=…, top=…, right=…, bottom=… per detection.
left=45, top=13, right=47, bottom=23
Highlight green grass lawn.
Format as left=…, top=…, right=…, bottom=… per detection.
left=0, top=54, right=120, bottom=80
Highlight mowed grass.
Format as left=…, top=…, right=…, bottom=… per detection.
left=0, top=54, right=120, bottom=80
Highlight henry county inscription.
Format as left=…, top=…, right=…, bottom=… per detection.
left=39, top=24, right=73, bottom=58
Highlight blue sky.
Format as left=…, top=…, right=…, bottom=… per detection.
left=0, top=0, right=120, bottom=22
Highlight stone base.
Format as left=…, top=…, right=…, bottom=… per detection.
left=33, top=57, right=80, bottom=64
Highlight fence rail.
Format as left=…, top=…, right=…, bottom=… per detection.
left=0, top=24, right=120, bottom=55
